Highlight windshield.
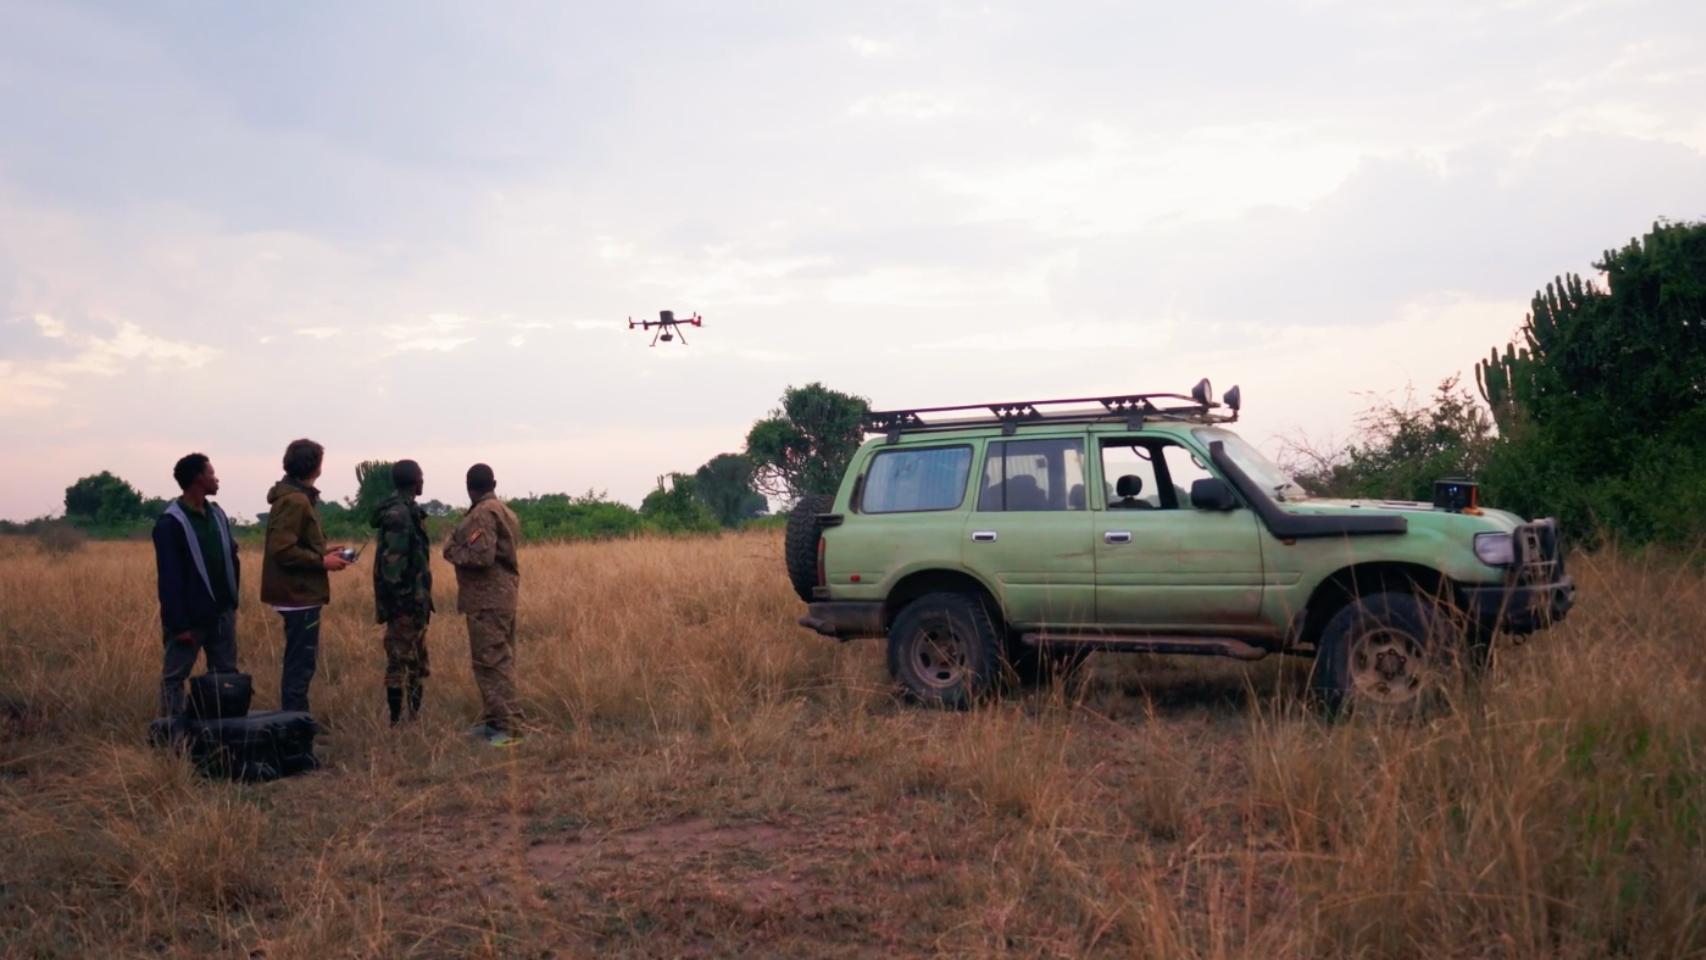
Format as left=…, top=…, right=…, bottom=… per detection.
left=1193, top=427, right=1307, bottom=502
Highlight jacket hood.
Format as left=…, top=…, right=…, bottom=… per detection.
left=267, top=477, right=319, bottom=505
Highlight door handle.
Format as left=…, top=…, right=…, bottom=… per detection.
left=1104, top=531, right=1132, bottom=544
left=971, top=530, right=998, bottom=543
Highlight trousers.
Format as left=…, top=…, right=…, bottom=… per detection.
left=466, top=610, right=518, bottom=729
left=159, top=609, right=238, bottom=717
left=383, top=613, right=431, bottom=688
left=279, top=608, right=321, bottom=713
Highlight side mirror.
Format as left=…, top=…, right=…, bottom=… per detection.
left=1191, top=478, right=1237, bottom=511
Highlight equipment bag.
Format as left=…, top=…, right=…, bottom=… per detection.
left=149, top=710, right=319, bottom=783
left=185, top=671, right=253, bottom=720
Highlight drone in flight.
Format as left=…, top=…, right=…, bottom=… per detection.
left=628, top=309, right=703, bottom=346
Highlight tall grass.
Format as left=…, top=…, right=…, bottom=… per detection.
left=0, top=533, right=1701, bottom=957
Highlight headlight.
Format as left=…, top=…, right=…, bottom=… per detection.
left=1474, top=532, right=1515, bottom=566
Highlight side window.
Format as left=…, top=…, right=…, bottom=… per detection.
left=1101, top=441, right=1162, bottom=510
left=1161, top=443, right=1215, bottom=508
left=861, top=446, right=973, bottom=514
left=978, top=438, right=1087, bottom=512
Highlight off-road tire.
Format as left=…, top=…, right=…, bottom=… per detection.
left=1311, top=590, right=1466, bottom=717
left=784, top=494, right=834, bottom=603
left=887, top=592, right=1005, bottom=709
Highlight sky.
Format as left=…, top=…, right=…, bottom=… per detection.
left=2, top=0, right=1704, bottom=520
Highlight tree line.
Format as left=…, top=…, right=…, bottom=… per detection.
left=4, top=382, right=873, bottom=543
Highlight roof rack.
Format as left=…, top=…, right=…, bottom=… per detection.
left=865, top=380, right=1242, bottom=441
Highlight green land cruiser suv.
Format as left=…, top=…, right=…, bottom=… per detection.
left=787, top=381, right=1575, bottom=711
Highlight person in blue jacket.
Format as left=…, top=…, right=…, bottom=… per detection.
left=152, top=452, right=241, bottom=716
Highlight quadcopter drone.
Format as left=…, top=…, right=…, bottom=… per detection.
left=628, top=309, right=703, bottom=346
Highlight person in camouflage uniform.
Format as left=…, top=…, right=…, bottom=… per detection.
left=443, top=462, right=523, bottom=746
left=371, top=459, right=434, bottom=725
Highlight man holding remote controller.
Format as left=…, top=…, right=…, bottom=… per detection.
left=260, top=438, right=354, bottom=714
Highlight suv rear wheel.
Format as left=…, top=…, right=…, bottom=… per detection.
left=1312, top=590, right=1466, bottom=715
left=887, top=592, right=1004, bottom=709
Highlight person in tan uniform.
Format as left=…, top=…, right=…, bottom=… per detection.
left=442, top=463, right=523, bottom=746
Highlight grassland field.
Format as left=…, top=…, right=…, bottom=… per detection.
left=1, top=531, right=1703, bottom=959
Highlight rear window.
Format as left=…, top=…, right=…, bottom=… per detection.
left=979, top=437, right=1087, bottom=512
left=861, top=446, right=973, bottom=514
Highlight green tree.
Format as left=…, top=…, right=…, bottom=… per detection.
left=639, top=474, right=721, bottom=534
left=1475, top=220, right=1706, bottom=543
left=1290, top=378, right=1494, bottom=501
left=507, top=490, right=648, bottom=541
left=745, top=382, right=870, bottom=503
left=63, top=471, right=146, bottom=526
left=693, top=453, right=767, bottom=526
left=1478, top=220, right=1706, bottom=440
left=353, top=460, right=396, bottom=518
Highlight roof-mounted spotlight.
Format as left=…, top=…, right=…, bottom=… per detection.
left=1190, top=378, right=1213, bottom=406
left=1223, top=385, right=1241, bottom=412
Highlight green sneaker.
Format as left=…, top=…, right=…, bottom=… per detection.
left=468, top=722, right=500, bottom=739
left=487, top=730, right=524, bottom=748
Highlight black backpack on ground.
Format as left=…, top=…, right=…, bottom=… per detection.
left=149, top=710, right=320, bottom=783
left=185, top=671, right=253, bottom=720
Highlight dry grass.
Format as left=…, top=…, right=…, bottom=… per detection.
left=1, top=532, right=1703, bottom=958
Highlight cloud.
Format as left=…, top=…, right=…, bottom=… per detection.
left=380, top=313, right=478, bottom=354
left=0, top=360, right=66, bottom=414
left=389, top=336, right=475, bottom=353
left=0, top=317, right=216, bottom=415
left=847, top=34, right=898, bottom=58
left=924, top=119, right=1365, bottom=233
left=46, top=320, right=219, bottom=376
left=1054, top=134, right=1706, bottom=328
left=847, top=91, right=958, bottom=121
left=910, top=318, right=1179, bottom=353
left=33, top=313, right=66, bottom=338
left=595, top=237, right=635, bottom=260
left=294, top=326, right=342, bottom=339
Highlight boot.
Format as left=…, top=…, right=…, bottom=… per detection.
left=385, top=686, right=403, bottom=726
left=406, top=681, right=423, bottom=721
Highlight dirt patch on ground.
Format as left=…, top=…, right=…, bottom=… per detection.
left=527, top=817, right=813, bottom=907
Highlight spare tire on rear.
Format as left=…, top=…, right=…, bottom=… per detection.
left=785, top=494, right=835, bottom=603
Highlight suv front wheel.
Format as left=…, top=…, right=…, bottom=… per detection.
left=887, top=592, right=1004, bottom=709
left=1312, top=590, right=1467, bottom=715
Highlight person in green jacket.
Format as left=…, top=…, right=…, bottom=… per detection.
left=260, top=438, right=352, bottom=713
left=370, top=459, right=434, bottom=725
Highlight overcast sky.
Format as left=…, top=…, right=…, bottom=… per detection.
left=3, top=0, right=1704, bottom=519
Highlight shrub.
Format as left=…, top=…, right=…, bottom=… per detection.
left=34, top=522, right=87, bottom=557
